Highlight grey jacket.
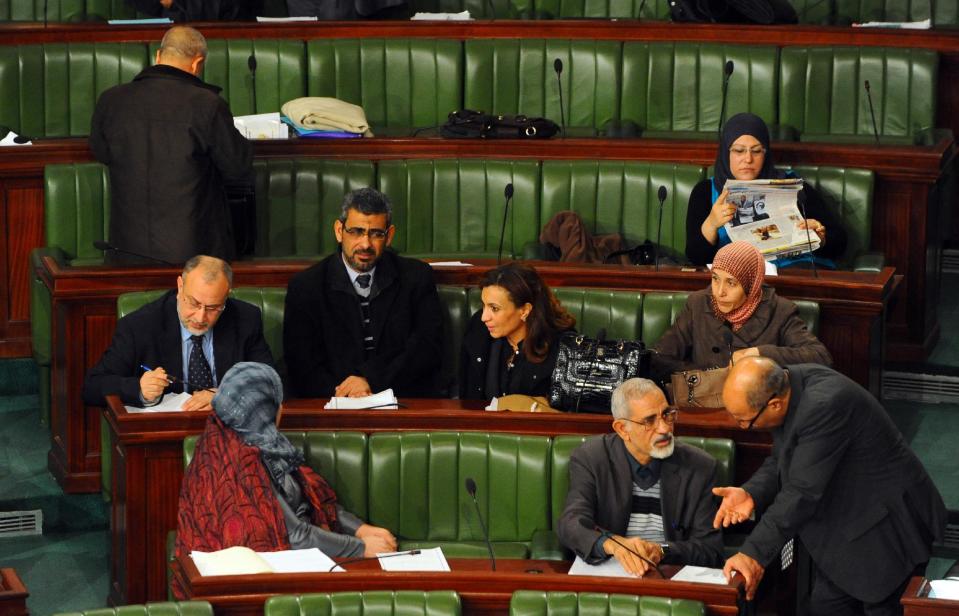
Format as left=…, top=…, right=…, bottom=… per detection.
left=557, top=434, right=724, bottom=568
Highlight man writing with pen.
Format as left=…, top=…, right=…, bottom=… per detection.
left=83, top=255, right=274, bottom=411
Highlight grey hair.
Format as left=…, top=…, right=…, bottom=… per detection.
left=610, top=378, right=662, bottom=419
left=745, top=359, right=790, bottom=410
left=158, top=26, right=208, bottom=61
left=182, top=255, right=233, bottom=287
left=339, top=187, right=393, bottom=227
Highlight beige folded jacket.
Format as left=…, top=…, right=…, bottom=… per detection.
left=281, top=97, right=374, bottom=137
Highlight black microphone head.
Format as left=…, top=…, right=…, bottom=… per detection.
left=465, top=477, right=477, bottom=496
left=724, top=60, right=734, bottom=76
left=864, top=79, right=871, bottom=92
left=248, top=54, right=257, bottom=72
left=657, top=185, right=668, bottom=203
left=93, top=240, right=112, bottom=251
left=553, top=58, right=563, bottom=74
left=505, top=183, right=514, bottom=199
left=721, top=328, right=733, bottom=346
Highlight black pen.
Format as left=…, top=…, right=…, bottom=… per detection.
left=139, top=364, right=214, bottom=393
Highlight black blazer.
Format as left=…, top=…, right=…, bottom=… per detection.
left=557, top=433, right=724, bottom=568
left=283, top=250, right=444, bottom=398
left=741, top=364, right=947, bottom=603
left=458, top=310, right=563, bottom=400
left=82, top=289, right=274, bottom=406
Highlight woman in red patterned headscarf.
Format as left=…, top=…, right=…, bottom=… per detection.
left=651, top=242, right=832, bottom=383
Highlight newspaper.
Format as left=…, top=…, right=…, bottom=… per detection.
left=723, top=178, right=820, bottom=260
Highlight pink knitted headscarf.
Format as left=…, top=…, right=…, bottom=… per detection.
left=710, top=242, right=765, bottom=331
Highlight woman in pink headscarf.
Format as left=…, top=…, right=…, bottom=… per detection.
left=651, top=242, right=831, bottom=380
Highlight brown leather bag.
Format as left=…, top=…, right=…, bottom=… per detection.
left=670, top=367, right=729, bottom=408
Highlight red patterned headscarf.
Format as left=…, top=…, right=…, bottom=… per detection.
left=710, top=241, right=765, bottom=331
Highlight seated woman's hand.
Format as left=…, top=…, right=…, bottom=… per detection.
left=731, top=347, right=759, bottom=364
left=797, top=218, right=826, bottom=244
left=356, top=524, right=397, bottom=556
left=706, top=188, right=735, bottom=232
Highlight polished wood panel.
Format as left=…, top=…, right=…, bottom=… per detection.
left=0, top=178, right=43, bottom=358
left=0, top=569, right=28, bottom=616
left=41, top=256, right=893, bottom=494
left=901, top=576, right=959, bottom=616
left=172, top=555, right=744, bottom=616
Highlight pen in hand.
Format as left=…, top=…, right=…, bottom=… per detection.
left=139, top=365, right=214, bottom=393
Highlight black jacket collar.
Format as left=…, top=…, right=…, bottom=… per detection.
left=134, top=64, right=222, bottom=95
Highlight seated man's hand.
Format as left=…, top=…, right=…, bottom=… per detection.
left=140, top=367, right=169, bottom=403
left=356, top=523, right=397, bottom=557
left=335, top=376, right=372, bottom=398
left=724, top=552, right=765, bottom=600
left=181, top=388, right=215, bottom=412
left=603, top=535, right=659, bottom=577
left=731, top=347, right=760, bottom=364
left=712, top=486, right=755, bottom=528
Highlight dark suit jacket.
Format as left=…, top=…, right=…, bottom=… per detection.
left=741, top=364, right=947, bottom=603
left=283, top=250, right=444, bottom=398
left=557, top=433, right=724, bottom=567
left=458, top=310, right=564, bottom=400
left=82, top=290, right=274, bottom=406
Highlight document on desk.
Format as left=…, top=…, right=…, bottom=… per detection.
left=124, top=392, right=192, bottom=413
left=324, top=389, right=398, bottom=410
left=429, top=261, right=473, bottom=267
left=929, top=579, right=959, bottom=599
left=671, top=565, right=728, bottom=585
left=567, top=556, right=634, bottom=578
left=378, top=547, right=451, bottom=572
left=192, top=546, right=341, bottom=575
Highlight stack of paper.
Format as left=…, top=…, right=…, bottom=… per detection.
left=567, top=556, right=634, bottom=578
left=671, top=565, right=728, bottom=585
left=191, top=546, right=341, bottom=576
left=234, top=113, right=290, bottom=140
left=411, top=11, right=471, bottom=20
left=378, top=547, right=451, bottom=572
left=325, top=389, right=399, bottom=410
left=929, top=579, right=959, bottom=600
left=124, top=392, right=192, bottom=413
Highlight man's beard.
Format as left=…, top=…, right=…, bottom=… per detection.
left=649, top=433, right=675, bottom=460
left=345, top=248, right=377, bottom=272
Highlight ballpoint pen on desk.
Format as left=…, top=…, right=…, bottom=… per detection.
left=139, top=364, right=216, bottom=393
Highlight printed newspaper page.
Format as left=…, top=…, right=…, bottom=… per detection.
left=723, top=178, right=820, bottom=260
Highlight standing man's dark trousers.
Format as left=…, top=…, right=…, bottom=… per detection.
left=808, top=560, right=917, bottom=616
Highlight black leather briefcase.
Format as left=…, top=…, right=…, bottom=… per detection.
left=549, top=332, right=650, bottom=414
left=441, top=109, right=560, bottom=139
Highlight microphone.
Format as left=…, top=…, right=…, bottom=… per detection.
left=43, top=0, right=48, bottom=27
left=573, top=328, right=606, bottom=414
left=654, top=185, right=668, bottom=272
left=553, top=58, right=567, bottom=138
left=465, top=478, right=497, bottom=571
left=327, top=549, right=421, bottom=572
left=864, top=80, right=881, bottom=146
left=92, top=240, right=176, bottom=266
left=580, top=519, right=665, bottom=579
left=247, top=54, right=258, bottom=114
left=718, top=60, right=734, bottom=137
left=721, top=328, right=733, bottom=365
left=796, top=189, right=819, bottom=278
left=497, top=183, right=514, bottom=265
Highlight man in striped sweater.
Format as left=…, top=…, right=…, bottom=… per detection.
left=558, top=378, right=724, bottom=575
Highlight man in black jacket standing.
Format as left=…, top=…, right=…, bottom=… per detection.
left=283, top=188, right=444, bottom=399
left=89, top=26, right=252, bottom=265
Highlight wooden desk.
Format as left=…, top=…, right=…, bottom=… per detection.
left=41, top=256, right=893, bottom=494
left=901, top=576, right=959, bottom=615
left=104, top=395, right=765, bottom=605
left=0, top=569, right=28, bottom=616
left=171, top=554, right=744, bottom=616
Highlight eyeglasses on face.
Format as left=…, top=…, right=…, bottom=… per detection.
left=729, top=145, right=766, bottom=157
left=180, top=293, right=226, bottom=314
left=621, top=408, right=679, bottom=431
left=741, top=392, right=777, bottom=431
left=342, top=226, right=389, bottom=240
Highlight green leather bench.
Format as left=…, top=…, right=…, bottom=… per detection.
left=779, top=46, right=942, bottom=145
left=526, top=0, right=670, bottom=18
left=53, top=601, right=213, bottom=616
left=510, top=591, right=705, bottom=616
left=265, top=591, right=462, bottom=616
left=786, top=0, right=940, bottom=25
left=0, top=0, right=140, bottom=21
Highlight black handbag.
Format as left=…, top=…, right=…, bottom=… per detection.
left=549, top=332, right=651, bottom=414
left=441, top=109, right=560, bottom=139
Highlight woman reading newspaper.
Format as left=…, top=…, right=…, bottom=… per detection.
left=685, top=113, right=846, bottom=267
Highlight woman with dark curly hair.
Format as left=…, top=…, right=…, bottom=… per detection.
left=460, top=263, right=576, bottom=400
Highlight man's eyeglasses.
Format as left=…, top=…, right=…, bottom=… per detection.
left=729, top=146, right=766, bottom=157
left=621, top=408, right=679, bottom=431
left=741, top=392, right=777, bottom=431
left=180, top=293, right=226, bottom=314
left=343, top=226, right=389, bottom=240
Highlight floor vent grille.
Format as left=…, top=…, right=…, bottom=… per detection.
left=882, top=371, right=959, bottom=404
left=0, top=510, right=42, bottom=538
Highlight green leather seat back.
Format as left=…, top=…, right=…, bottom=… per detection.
left=675, top=436, right=734, bottom=486
left=779, top=46, right=939, bottom=144
left=621, top=43, right=779, bottom=138
left=367, top=432, right=551, bottom=543
left=0, top=0, right=85, bottom=21
left=438, top=286, right=471, bottom=393
left=640, top=292, right=689, bottom=347
left=539, top=161, right=703, bottom=254
left=935, top=0, right=957, bottom=25
left=510, top=591, right=705, bottom=616
left=53, top=601, right=214, bottom=616
left=0, top=43, right=148, bottom=138
left=306, top=39, right=463, bottom=131
left=230, top=287, right=287, bottom=369
left=533, top=0, right=670, bottom=18
left=253, top=159, right=376, bottom=258
left=44, top=162, right=111, bottom=266
left=406, top=0, right=529, bottom=17
left=118, top=289, right=167, bottom=318
left=265, top=591, right=462, bottom=616
left=793, top=300, right=819, bottom=335
left=377, top=159, right=541, bottom=259
left=85, top=0, right=139, bottom=19
left=551, top=288, right=645, bottom=340
left=786, top=164, right=875, bottom=267
left=463, top=40, right=622, bottom=132
left=302, top=431, right=370, bottom=520
left=787, top=0, right=933, bottom=24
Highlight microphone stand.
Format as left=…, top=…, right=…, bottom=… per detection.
left=797, top=190, right=818, bottom=278
left=553, top=59, right=567, bottom=139
left=654, top=185, right=667, bottom=272
left=497, top=183, right=514, bottom=265
left=864, top=80, right=881, bottom=146
left=465, top=478, right=497, bottom=571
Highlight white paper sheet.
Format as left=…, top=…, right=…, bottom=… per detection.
left=256, top=16, right=319, bottom=21
left=411, top=11, right=471, bottom=20
left=234, top=113, right=290, bottom=140
left=853, top=18, right=930, bottom=29
left=124, top=391, right=192, bottom=413
left=192, top=547, right=342, bottom=575
left=929, top=579, right=959, bottom=600
left=325, top=389, right=398, bottom=410
left=567, top=556, right=635, bottom=578
left=378, top=547, right=451, bottom=572
left=0, top=131, right=31, bottom=146
left=260, top=548, right=342, bottom=573
left=429, top=261, right=473, bottom=267
left=671, top=565, right=729, bottom=585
